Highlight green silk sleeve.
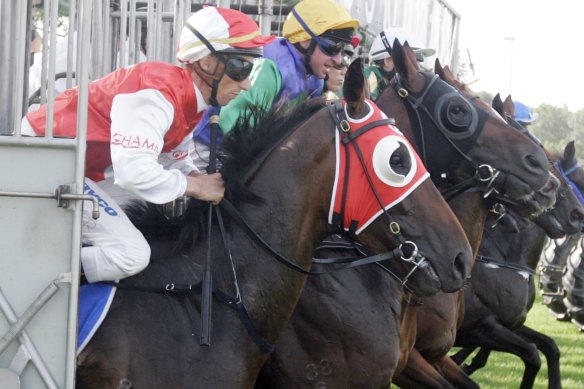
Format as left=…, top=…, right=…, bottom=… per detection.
left=219, top=58, right=282, bottom=134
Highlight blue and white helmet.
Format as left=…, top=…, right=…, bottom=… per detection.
left=514, top=101, right=539, bottom=124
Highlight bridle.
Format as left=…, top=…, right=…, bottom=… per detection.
left=389, top=72, right=502, bottom=201
left=191, top=101, right=431, bottom=352
left=322, top=99, right=428, bottom=285
left=218, top=100, right=428, bottom=282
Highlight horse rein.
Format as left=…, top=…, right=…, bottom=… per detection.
left=185, top=101, right=428, bottom=352
left=389, top=73, right=502, bottom=201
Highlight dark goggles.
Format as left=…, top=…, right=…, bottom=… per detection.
left=218, top=55, right=254, bottom=82
left=314, top=35, right=345, bottom=57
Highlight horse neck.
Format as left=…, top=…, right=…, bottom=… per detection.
left=447, top=192, right=488, bottom=259
left=224, top=114, right=336, bottom=340
left=480, top=214, right=546, bottom=269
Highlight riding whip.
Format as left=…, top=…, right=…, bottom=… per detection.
left=201, top=114, right=220, bottom=346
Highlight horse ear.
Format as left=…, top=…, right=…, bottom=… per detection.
left=343, top=57, right=366, bottom=104
left=564, top=140, right=576, bottom=164
left=391, top=39, right=418, bottom=85
left=402, top=41, right=420, bottom=67
left=503, top=95, right=515, bottom=117
left=492, top=93, right=504, bottom=116
left=435, top=58, right=444, bottom=78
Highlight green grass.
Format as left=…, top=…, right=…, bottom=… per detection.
left=451, top=292, right=584, bottom=389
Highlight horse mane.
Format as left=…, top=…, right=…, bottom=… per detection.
left=219, top=98, right=326, bottom=202
left=125, top=98, right=326, bottom=253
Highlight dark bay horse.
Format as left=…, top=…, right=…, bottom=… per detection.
left=76, top=59, right=471, bottom=388
left=258, top=42, right=549, bottom=388
left=387, top=56, right=556, bottom=388
left=255, top=57, right=472, bottom=389
left=452, top=139, right=584, bottom=389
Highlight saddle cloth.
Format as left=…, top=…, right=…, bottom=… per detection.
left=77, top=283, right=116, bottom=354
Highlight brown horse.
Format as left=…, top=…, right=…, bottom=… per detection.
left=257, top=41, right=550, bottom=388
left=254, top=56, right=472, bottom=389
left=389, top=57, right=556, bottom=389
left=76, top=59, right=471, bottom=388
left=452, top=141, right=584, bottom=389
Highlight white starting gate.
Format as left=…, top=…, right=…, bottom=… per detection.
left=0, top=0, right=93, bottom=387
left=0, top=1, right=196, bottom=387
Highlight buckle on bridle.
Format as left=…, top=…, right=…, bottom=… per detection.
left=389, top=221, right=401, bottom=234
left=340, top=119, right=351, bottom=133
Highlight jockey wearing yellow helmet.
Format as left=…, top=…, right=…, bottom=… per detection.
left=191, top=0, right=358, bottom=165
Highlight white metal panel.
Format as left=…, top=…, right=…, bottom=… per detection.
left=0, top=144, right=78, bottom=389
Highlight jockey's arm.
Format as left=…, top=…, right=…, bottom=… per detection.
left=110, top=89, right=197, bottom=204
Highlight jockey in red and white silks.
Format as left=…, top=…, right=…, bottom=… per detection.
left=20, top=7, right=274, bottom=282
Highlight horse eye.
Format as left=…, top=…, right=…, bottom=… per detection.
left=451, top=106, right=463, bottom=115
left=389, top=144, right=412, bottom=176
left=441, top=97, right=473, bottom=131
left=390, top=154, right=402, bottom=165
left=372, top=136, right=418, bottom=187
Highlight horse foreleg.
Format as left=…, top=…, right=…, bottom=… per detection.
left=450, top=346, right=476, bottom=366
left=392, top=348, right=456, bottom=389
left=462, top=347, right=491, bottom=375
left=434, top=355, right=480, bottom=389
left=516, top=325, right=561, bottom=389
left=459, top=317, right=541, bottom=389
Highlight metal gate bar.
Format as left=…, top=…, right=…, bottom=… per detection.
left=0, top=285, right=60, bottom=389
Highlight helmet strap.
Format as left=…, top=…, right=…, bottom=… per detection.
left=294, top=41, right=317, bottom=75
left=374, top=59, right=396, bottom=82
left=381, top=68, right=396, bottom=82
left=185, top=23, right=227, bottom=106
left=209, top=79, right=220, bottom=107
left=193, top=59, right=225, bottom=107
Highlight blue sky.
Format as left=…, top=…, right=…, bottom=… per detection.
left=449, top=0, right=584, bottom=112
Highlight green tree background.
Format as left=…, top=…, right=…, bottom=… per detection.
left=529, top=104, right=583, bottom=160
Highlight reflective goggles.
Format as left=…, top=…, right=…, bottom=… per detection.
left=218, top=56, right=255, bottom=82
left=290, top=8, right=346, bottom=58
left=313, top=35, right=345, bottom=57
left=333, top=54, right=352, bottom=70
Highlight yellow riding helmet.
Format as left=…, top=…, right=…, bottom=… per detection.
left=283, top=0, right=359, bottom=44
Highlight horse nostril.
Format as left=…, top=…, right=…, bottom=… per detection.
left=454, top=251, right=469, bottom=280
left=572, top=209, right=584, bottom=224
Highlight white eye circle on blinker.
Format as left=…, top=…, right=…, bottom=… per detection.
left=372, top=135, right=418, bottom=187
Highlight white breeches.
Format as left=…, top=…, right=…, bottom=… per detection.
left=81, top=178, right=150, bottom=282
